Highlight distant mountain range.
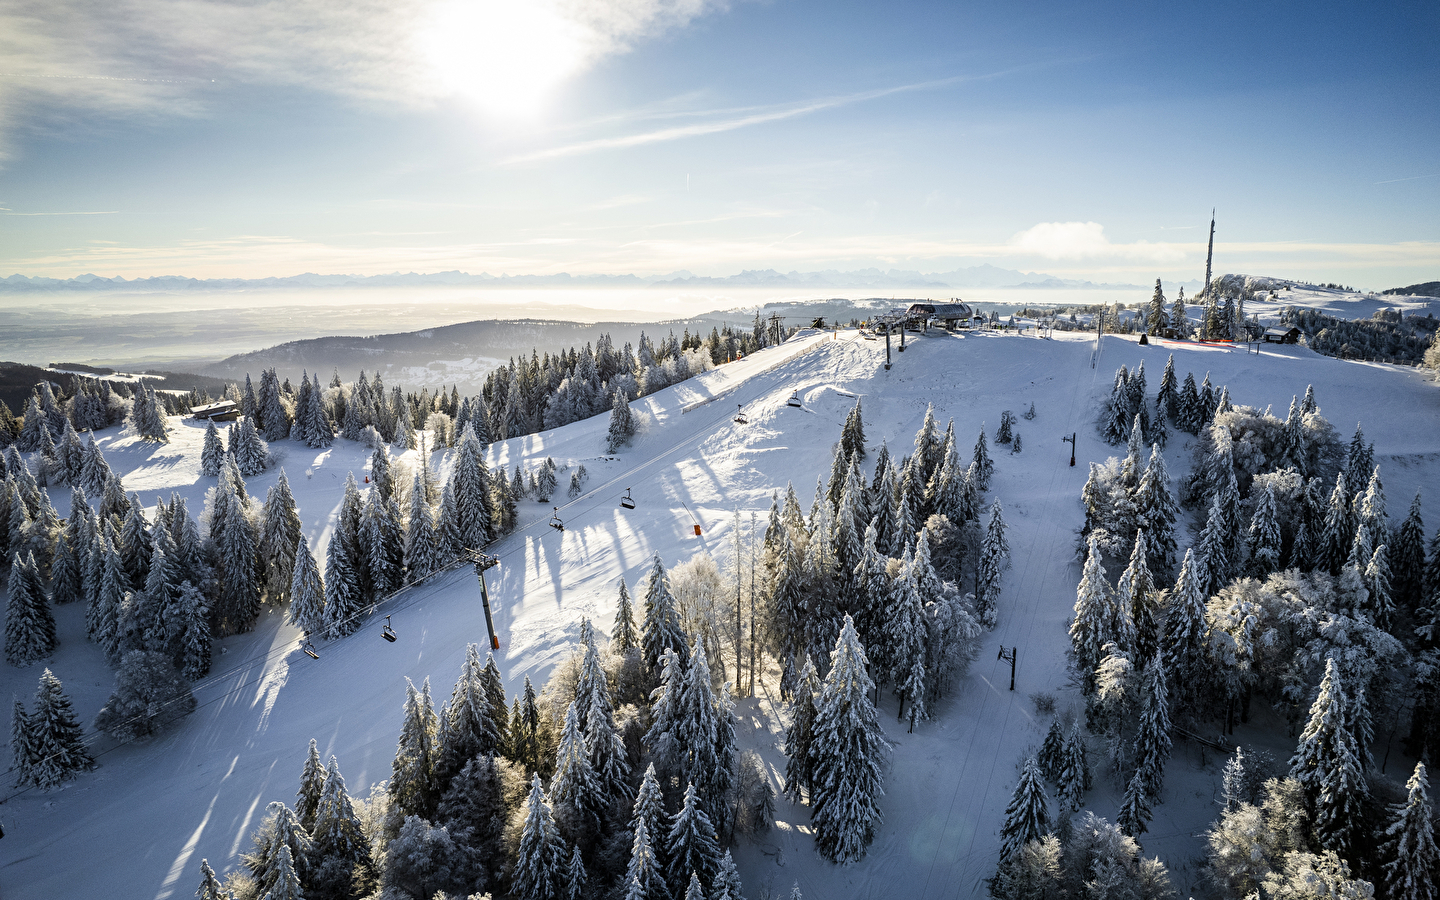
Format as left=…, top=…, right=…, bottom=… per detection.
left=0, top=266, right=1159, bottom=292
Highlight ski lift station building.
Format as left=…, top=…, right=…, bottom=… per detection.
left=906, top=301, right=977, bottom=329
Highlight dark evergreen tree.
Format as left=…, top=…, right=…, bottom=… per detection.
left=623, top=816, right=667, bottom=900
left=1069, top=536, right=1112, bottom=692
left=1038, top=719, right=1066, bottom=781
left=323, top=527, right=364, bottom=639
left=288, top=533, right=325, bottom=637
left=840, top=398, right=866, bottom=460
left=388, top=678, right=439, bottom=832
left=1133, top=653, right=1172, bottom=797
left=93, top=650, right=196, bottom=741
left=667, top=782, right=721, bottom=895
left=972, top=427, right=993, bottom=492
left=975, top=501, right=1010, bottom=629
left=200, top=421, right=224, bottom=477
left=1392, top=492, right=1427, bottom=620
left=783, top=657, right=819, bottom=802
left=551, top=701, right=603, bottom=832
left=1116, top=770, right=1152, bottom=838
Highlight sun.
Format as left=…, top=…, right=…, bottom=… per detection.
left=416, top=0, right=591, bottom=118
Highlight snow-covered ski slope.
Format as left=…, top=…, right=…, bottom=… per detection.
left=4, top=326, right=1439, bottom=899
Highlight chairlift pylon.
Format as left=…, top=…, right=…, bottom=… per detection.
left=786, top=391, right=803, bottom=408
left=381, top=614, right=397, bottom=643
left=734, top=404, right=748, bottom=425
left=620, top=488, right=635, bottom=510
left=549, top=507, right=566, bottom=532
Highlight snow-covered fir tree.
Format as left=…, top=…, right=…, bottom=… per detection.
left=1116, top=770, right=1153, bottom=838
left=998, top=755, right=1050, bottom=865
left=93, top=650, right=196, bottom=741
left=551, top=701, right=603, bottom=832
left=606, top=390, right=637, bottom=452
left=6, top=551, right=56, bottom=665
left=612, top=577, right=639, bottom=652
left=623, top=815, right=667, bottom=900
left=288, top=532, right=325, bottom=637
left=1381, top=760, right=1437, bottom=900
left=19, top=668, right=94, bottom=788
left=297, top=738, right=326, bottom=830
left=1132, top=653, right=1172, bottom=798
left=667, top=781, right=721, bottom=894
left=388, top=677, right=439, bottom=831
left=323, top=523, right=364, bottom=638
left=1069, top=536, right=1112, bottom=693
left=640, top=554, right=689, bottom=678
left=511, top=774, right=565, bottom=900
left=1162, top=548, right=1210, bottom=722
left=783, top=656, right=819, bottom=802
left=1289, top=658, right=1367, bottom=859
left=200, top=421, right=223, bottom=476
left=309, top=756, right=371, bottom=900
left=975, top=501, right=1010, bottom=628
left=1392, top=492, right=1427, bottom=619
left=259, top=472, right=302, bottom=604
left=809, top=615, right=889, bottom=864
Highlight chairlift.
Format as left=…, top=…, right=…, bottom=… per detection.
left=620, top=488, right=635, bottom=510
left=734, top=404, right=748, bottom=425
left=786, top=391, right=803, bottom=408
left=549, top=507, right=566, bottom=532
left=381, top=615, right=397, bottom=642
left=301, top=637, right=320, bottom=659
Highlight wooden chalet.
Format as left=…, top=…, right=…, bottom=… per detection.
left=1262, top=326, right=1301, bottom=344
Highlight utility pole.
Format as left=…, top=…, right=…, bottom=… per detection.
left=468, top=550, right=502, bottom=650
left=1061, top=432, right=1076, bottom=467
left=884, top=323, right=892, bottom=369
left=998, top=645, right=1017, bottom=691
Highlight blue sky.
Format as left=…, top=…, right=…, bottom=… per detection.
left=0, top=0, right=1436, bottom=287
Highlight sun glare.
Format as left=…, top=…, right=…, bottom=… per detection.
left=417, top=0, right=591, bottom=118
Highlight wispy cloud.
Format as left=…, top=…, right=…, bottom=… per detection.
left=1007, top=221, right=1187, bottom=263
left=1373, top=173, right=1439, bottom=185
left=502, top=73, right=998, bottom=164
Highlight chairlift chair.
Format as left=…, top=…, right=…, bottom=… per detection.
left=620, top=488, right=635, bottom=510
left=734, top=404, right=748, bottom=425
left=301, top=637, right=320, bottom=659
left=381, top=615, right=398, bottom=642
left=549, top=507, right=566, bottom=532
left=786, top=391, right=803, bottom=408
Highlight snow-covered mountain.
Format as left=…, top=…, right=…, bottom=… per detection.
left=4, top=325, right=1438, bottom=899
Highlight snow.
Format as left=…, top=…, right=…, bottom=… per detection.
left=4, top=323, right=1439, bottom=899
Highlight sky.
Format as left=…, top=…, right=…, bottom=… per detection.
left=0, top=0, right=1437, bottom=288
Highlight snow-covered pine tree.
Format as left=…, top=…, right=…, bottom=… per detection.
left=323, top=525, right=364, bottom=639
left=259, top=471, right=302, bottom=604
left=1365, top=544, right=1395, bottom=633
left=10, top=698, right=37, bottom=787
left=1247, top=481, right=1284, bottom=577
left=435, top=644, right=499, bottom=791
left=972, top=427, right=993, bottom=492
left=1056, top=725, right=1089, bottom=815
left=975, top=501, right=1010, bottom=629
left=562, top=843, right=586, bottom=900
left=612, top=577, right=639, bottom=652
left=885, top=546, right=926, bottom=720
left=120, top=497, right=152, bottom=589
left=309, top=756, right=371, bottom=900
left=809, top=615, right=889, bottom=863
left=1116, top=770, right=1152, bottom=838
left=607, top=390, right=637, bottom=453
left=288, top=533, right=325, bottom=638
left=450, top=423, right=495, bottom=551
left=623, top=816, right=667, bottom=900
left=1133, top=653, right=1172, bottom=798
left=512, top=774, right=565, bottom=900
left=1392, top=492, right=1428, bottom=620
left=303, top=372, right=334, bottom=448
left=297, top=738, right=326, bottom=830
left=713, top=850, right=744, bottom=900
left=388, top=677, right=439, bottom=831
left=784, top=656, right=819, bottom=802
left=48, top=525, right=82, bottom=606
left=210, top=460, right=261, bottom=634
left=1196, top=495, right=1232, bottom=599
left=1162, top=548, right=1210, bottom=721
left=233, top=416, right=268, bottom=476
left=999, top=756, right=1051, bottom=864
left=195, top=859, right=226, bottom=900
left=200, top=421, right=223, bottom=477
left=551, top=701, right=603, bottom=833
left=174, top=581, right=211, bottom=680
left=1134, top=445, right=1178, bottom=575
left=1319, top=472, right=1357, bottom=576
left=1069, top=536, right=1112, bottom=694
left=586, top=674, right=632, bottom=817
left=1289, top=658, right=1367, bottom=859
left=360, top=488, right=403, bottom=600
left=6, top=551, right=56, bottom=665
left=1381, top=760, right=1438, bottom=900
left=93, top=650, right=196, bottom=740
left=667, top=780, right=722, bottom=894
left=24, top=668, right=94, bottom=788
left=1038, top=719, right=1066, bottom=781
left=1113, top=531, right=1158, bottom=666
left=246, top=801, right=313, bottom=898
left=841, top=397, right=866, bottom=460
left=640, top=554, right=689, bottom=677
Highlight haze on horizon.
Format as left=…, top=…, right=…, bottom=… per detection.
left=0, top=0, right=1436, bottom=289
